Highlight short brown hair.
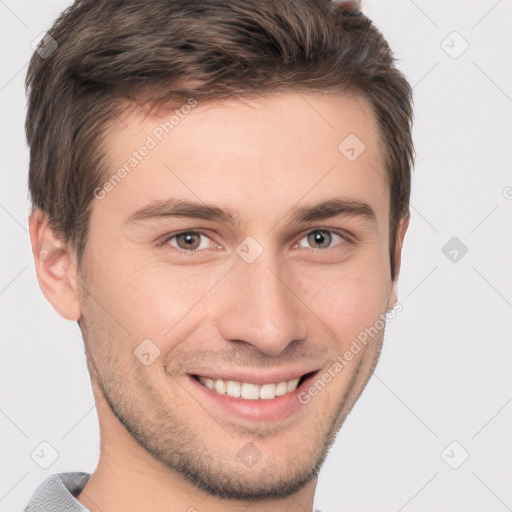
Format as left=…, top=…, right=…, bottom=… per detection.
left=26, top=0, right=414, bottom=280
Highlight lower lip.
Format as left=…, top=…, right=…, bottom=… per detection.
left=187, top=372, right=319, bottom=423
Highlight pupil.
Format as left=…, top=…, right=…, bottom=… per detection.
left=179, top=233, right=199, bottom=249
left=309, top=230, right=330, bottom=249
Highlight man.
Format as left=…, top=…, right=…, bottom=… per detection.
left=24, top=0, right=414, bottom=510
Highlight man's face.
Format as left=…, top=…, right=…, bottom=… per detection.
left=78, top=92, right=402, bottom=499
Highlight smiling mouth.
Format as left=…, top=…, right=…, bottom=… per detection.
left=191, top=371, right=317, bottom=400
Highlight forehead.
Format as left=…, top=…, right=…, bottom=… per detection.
left=96, top=92, right=389, bottom=229
left=107, top=91, right=382, bottom=163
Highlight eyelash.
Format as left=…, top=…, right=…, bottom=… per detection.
left=157, top=229, right=352, bottom=257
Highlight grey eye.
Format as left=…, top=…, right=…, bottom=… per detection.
left=298, top=230, right=345, bottom=250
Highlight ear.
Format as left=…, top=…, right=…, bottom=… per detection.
left=29, top=208, right=82, bottom=321
left=387, top=215, right=410, bottom=311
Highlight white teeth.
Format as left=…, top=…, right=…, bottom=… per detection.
left=241, top=382, right=260, bottom=400
left=214, top=379, right=226, bottom=394
left=226, top=380, right=241, bottom=397
left=275, top=381, right=288, bottom=396
left=287, top=378, right=300, bottom=392
left=197, top=375, right=303, bottom=399
left=259, top=383, right=276, bottom=400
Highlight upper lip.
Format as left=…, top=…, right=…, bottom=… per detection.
left=189, top=367, right=320, bottom=386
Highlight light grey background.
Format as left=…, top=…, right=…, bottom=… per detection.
left=1, top=1, right=511, bottom=511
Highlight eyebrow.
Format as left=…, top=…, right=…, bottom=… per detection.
left=124, top=197, right=376, bottom=227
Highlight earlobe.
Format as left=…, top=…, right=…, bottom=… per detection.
left=29, top=208, right=82, bottom=321
left=387, top=215, right=410, bottom=311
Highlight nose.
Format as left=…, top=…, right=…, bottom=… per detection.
left=215, top=249, right=308, bottom=357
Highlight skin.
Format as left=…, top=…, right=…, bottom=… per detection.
left=29, top=92, right=408, bottom=512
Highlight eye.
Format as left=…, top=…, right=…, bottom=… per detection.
left=295, top=229, right=349, bottom=250
left=159, top=230, right=220, bottom=255
left=157, top=228, right=350, bottom=257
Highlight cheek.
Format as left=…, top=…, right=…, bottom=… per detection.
left=90, top=254, right=226, bottom=345
left=296, top=259, right=391, bottom=345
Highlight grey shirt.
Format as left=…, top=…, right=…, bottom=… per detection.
left=23, top=472, right=91, bottom=511
left=23, top=471, right=325, bottom=511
